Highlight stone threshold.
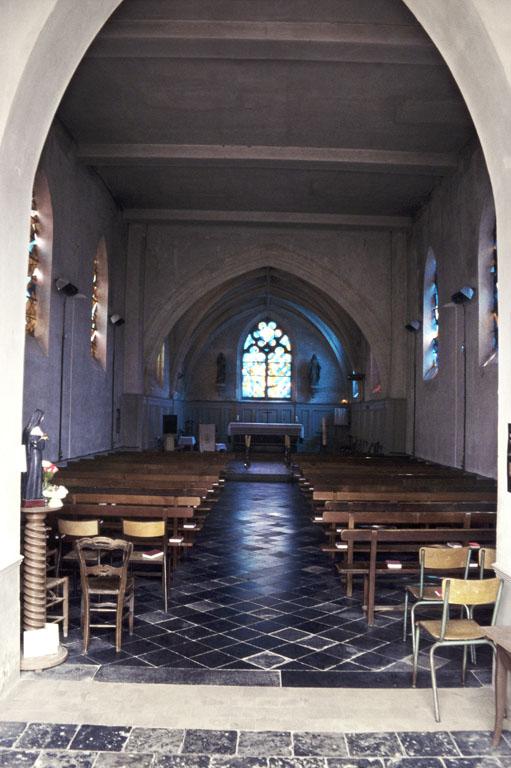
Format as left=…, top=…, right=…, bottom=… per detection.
left=22, top=663, right=486, bottom=689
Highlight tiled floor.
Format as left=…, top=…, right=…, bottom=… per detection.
left=0, top=723, right=510, bottom=767
left=51, top=478, right=493, bottom=688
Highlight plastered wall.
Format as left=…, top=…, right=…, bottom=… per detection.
left=140, top=223, right=406, bottom=401
left=407, top=143, right=497, bottom=477
left=23, top=122, right=127, bottom=461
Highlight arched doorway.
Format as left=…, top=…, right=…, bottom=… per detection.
left=2, top=0, right=511, bottom=694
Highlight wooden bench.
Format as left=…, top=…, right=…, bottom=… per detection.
left=320, top=508, right=495, bottom=595
left=338, top=526, right=496, bottom=625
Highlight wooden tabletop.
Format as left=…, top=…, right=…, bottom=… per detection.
left=484, top=626, right=511, bottom=655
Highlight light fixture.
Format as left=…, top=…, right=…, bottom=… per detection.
left=55, top=277, right=79, bottom=297
left=405, top=320, right=422, bottom=332
left=451, top=286, right=475, bottom=304
left=109, top=313, right=125, bottom=327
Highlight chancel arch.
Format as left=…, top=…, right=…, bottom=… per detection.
left=143, top=246, right=394, bottom=400
left=4, top=0, right=511, bottom=699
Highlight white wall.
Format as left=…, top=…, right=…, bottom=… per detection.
left=407, top=143, right=497, bottom=477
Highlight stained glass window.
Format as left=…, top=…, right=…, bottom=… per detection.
left=490, top=223, right=498, bottom=353
left=242, top=319, right=291, bottom=399
left=430, top=269, right=439, bottom=371
left=423, top=250, right=439, bottom=379
left=90, top=257, right=99, bottom=358
left=156, top=343, right=165, bottom=388
left=26, top=197, right=40, bottom=335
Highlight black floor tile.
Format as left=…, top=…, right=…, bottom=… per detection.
left=182, top=729, right=237, bottom=754
left=57, top=479, right=493, bottom=688
left=69, top=725, right=131, bottom=752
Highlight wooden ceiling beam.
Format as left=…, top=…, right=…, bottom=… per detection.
left=87, top=19, right=439, bottom=65
left=122, top=208, right=412, bottom=229
left=78, top=143, right=457, bottom=175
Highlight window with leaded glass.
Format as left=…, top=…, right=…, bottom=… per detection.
left=90, top=257, right=99, bottom=358
left=423, top=250, right=439, bottom=379
left=242, top=319, right=292, bottom=399
left=26, top=197, right=40, bottom=335
left=490, top=223, right=498, bottom=353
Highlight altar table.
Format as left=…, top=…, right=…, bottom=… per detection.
left=227, top=422, right=304, bottom=466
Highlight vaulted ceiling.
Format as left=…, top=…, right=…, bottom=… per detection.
left=167, top=267, right=367, bottom=390
left=57, top=0, right=475, bottom=228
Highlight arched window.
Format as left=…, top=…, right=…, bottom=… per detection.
left=26, top=198, right=40, bottom=336
left=490, top=224, right=498, bottom=353
left=90, top=237, right=108, bottom=369
left=423, top=249, right=439, bottom=379
left=242, top=319, right=291, bottom=399
left=25, top=171, right=53, bottom=352
left=478, top=207, right=498, bottom=365
left=156, top=343, right=166, bottom=388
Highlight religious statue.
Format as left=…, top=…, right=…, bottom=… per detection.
left=22, top=408, right=48, bottom=502
left=308, top=354, right=321, bottom=387
left=216, top=352, right=227, bottom=386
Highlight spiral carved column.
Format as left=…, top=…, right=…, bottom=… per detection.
left=21, top=505, right=68, bottom=670
left=21, top=506, right=49, bottom=630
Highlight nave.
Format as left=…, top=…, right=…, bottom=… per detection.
left=50, top=476, right=491, bottom=689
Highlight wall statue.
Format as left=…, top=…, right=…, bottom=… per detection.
left=308, top=354, right=321, bottom=387
left=216, top=352, right=227, bottom=385
left=22, top=408, right=48, bottom=502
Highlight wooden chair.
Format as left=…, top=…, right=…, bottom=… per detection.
left=45, top=547, right=69, bottom=637
left=56, top=518, right=100, bottom=576
left=122, top=519, right=169, bottom=611
left=76, top=537, right=134, bottom=653
left=403, top=546, right=471, bottom=651
left=412, top=576, right=502, bottom=722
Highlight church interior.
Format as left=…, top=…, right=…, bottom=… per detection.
left=2, top=0, right=511, bottom=765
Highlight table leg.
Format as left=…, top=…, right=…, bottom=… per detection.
left=284, top=434, right=291, bottom=467
left=244, top=434, right=251, bottom=468
left=493, top=646, right=508, bottom=746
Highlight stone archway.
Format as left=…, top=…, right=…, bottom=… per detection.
left=2, top=0, right=511, bottom=694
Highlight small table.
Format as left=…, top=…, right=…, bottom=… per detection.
left=484, top=626, right=511, bottom=745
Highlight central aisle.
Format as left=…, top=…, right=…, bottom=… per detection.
left=55, top=480, right=491, bottom=688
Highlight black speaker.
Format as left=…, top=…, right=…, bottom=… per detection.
left=163, top=415, right=178, bottom=434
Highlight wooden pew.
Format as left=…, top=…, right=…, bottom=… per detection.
left=320, top=507, right=495, bottom=596
left=338, top=526, right=496, bottom=625
left=58, top=496, right=199, bottom=569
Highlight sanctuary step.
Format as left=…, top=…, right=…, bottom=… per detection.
left=225, top=456, right=294, bottom=482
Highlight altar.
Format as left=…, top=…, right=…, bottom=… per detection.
left=227, top=422, right=304, bottom=466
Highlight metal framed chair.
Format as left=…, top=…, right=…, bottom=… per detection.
left=412, top=576, right=502, bottom=722
left=403, top=546, right=471, bottom=651
left=76, top=536, right=134, bottom=653
left=122, top=519, right=169, bottom=611
left=478, top=547, right=497, bottom=578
